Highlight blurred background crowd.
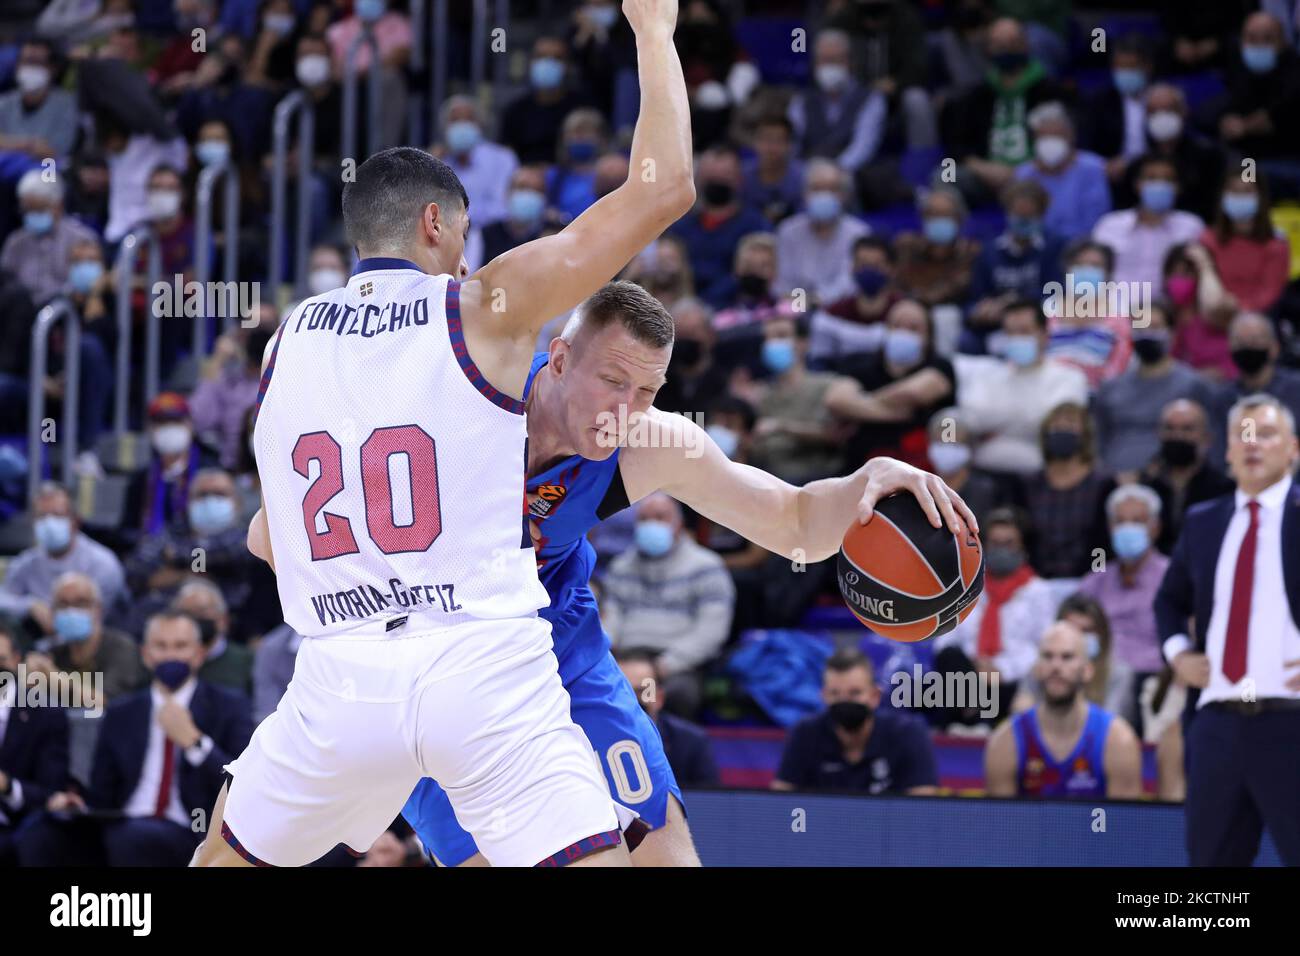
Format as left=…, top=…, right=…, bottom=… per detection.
left=1, top=0, right=1299, bottom=866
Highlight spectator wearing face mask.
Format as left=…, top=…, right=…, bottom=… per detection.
left=810, top=237, right=898, bottom=359
left=631, top=234, right=695, bottom=307
left=1079, top=33, right=1155, bottom=180
left=0, top=169, right=101, bottom=306
left=568, top=0, right=631, bottom=122
left=1164, top=243, right=1237, bottom=383
left=616, top=649, right=719, bottom=788
left=1218, top=12, right=1300, bottom=175
left=125, top=392, right=220, bottom=539
left=1019, top=402, right=1114, bottom=579
left=772, top=648, right=938, bottom=795
left=1014, top=102, right=1111, bottom=239
left=481, top=165, right=557, bottom=264
left=152, top=0, right=220, bottom=95
left=36, top=572, right=146, bottom=705
left=1206, top=312, right=1300, bottom=466
left=0, top=39, right=78, bottom=161
left=545, top=109, right=613, bottom=222
left=1112, top=83, right=1224, bottom=222
left=923, top=407, right=1007, bottom=527
left=289, top=32, right=349, bottom=161
left=500, top=35, right=594, bottom=166
left=934, top=507, right=1058, bottom=723
left=825, top=298, right=956, bottom=471
left=740, top=114, right=805, bottom=226
left=691, top=395, right=763, bottom=565
left=893, top=186, right=979, bottom=310
left=435, top=94, right=518, bottom=229
left=245, top=0, right=303, bottom=91
left=1139, top=398, right=1235, bottom=553
left=600, top=494, right=735, bottom=721
left=787, top=30, right=888, bottom=175
left=1091, top=154, right=1205, bottom=289
left=668, top=144, right=772, bottom=309
left=773, top=159, right=870, bottom=308
left=173, top=32, right=276, bottom=173
left=957, top=299, right=1088, bottom=477
left=1044, top=239, right=1133, bottom=390
left=1093, top=301, right=1216, bottom=476
left=746, top=315, right=846, bottom=484
left=655, top=297, right=729, bottom=416
left=172, top=580, right=253, bottom=697
left=304, top=243, right=348, bottom=297
left=0, top=484, right=126, bottom=639
left=17, top=610, right=252, bottom=866
left=1200, top=172, right=1290, bottom=315
left=1078, top=486, right=1170, bottom=729
left=966, top=179, right=1064, bottom=354
left=711, top=233, right=794, bottom=336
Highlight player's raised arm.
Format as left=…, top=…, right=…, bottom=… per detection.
left=622, top=412, right=977, bottom=564
left=470, top=0, right=695, bottom=340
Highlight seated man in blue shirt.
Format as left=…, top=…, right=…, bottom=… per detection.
left=772, top=647, right=939, bottom=795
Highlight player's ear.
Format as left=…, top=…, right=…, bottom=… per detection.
left=549, top=335, right=569, bottom=375
left=423, top=202, right=440, bottom=241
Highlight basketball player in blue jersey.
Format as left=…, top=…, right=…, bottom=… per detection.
left=196, top=0, right=705, bottom=868
left=985, top=622, right=1143, bottom=799
left=404, top=280, right=980, bottom=865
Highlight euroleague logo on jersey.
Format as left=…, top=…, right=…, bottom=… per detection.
left=529, top=483, right=567, bottom=518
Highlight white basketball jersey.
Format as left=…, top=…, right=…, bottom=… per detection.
left=253, top=260, right=548, bottom=638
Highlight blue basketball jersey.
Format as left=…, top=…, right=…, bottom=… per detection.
left=1012, top=702, right=1113, bottom=798
left=522, top=353, right=629, bottom=672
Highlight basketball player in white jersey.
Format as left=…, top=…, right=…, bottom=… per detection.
left=194, top=0, right=694, bottom=868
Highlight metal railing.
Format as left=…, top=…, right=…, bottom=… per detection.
left=341, top=23, right=383, bottom=164
left=193, top=156, right=241, bottom=344
left=27, top=298, right=80, bottom=502
left=269, top=90, right=316, bottom=304
left=112, top=229, right=162, bottom=433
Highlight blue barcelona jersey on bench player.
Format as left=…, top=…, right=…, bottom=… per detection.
left=403, top=353, right=683, bottom=865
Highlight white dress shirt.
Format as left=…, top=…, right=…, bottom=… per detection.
left=122, top=679, right=212, bottom=824
left=1163, top=475, right=1300, bottom=705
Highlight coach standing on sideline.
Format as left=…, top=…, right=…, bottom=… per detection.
left=1155, top=393, right=1300, bottom=865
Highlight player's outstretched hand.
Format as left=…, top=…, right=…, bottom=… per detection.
left=856, top=457, right=978, bottom=536
left=622, top=0, right=679, bottom=35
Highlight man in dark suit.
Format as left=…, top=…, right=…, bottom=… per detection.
left=0, top=626, right=69, bottom=865
left=617, top=650, right=719, bottom=788
left=1155, top=393, right=1300, bottom=865
left=17, top=610, right=253, bottom=866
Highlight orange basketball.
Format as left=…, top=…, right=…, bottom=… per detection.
left=836, top=493, right=984, bottom=642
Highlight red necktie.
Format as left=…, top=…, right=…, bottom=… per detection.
left=154, top=739, right=176, bottom=819
left=1222, top=500, right=1259, bottom=683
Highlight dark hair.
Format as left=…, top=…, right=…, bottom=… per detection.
left=853, top=235, right=895, bottom=264
left=570, top=280, right=676, bottom=350
left=1160, top=242, right=1195, bottom=278
left=1000, top=178, right=1049, bottom=214
left=1001, top=297, right=1046, bottom=330
left=342, top=147, right=469, bottom=254
left=145, top=609, right=203, bottom=645
left=1040, top=400, right=1096, bottom=464
left=754, top=114, right=794, bottom=138
left=613, top=647, right=659, bottom=667
left=1062, top=237, right=1114, bottom=274
left=708, top=394, right=758, bottom=432
left=1212, top=169, right=1274, bottom=244
left=1134, top=152, right=1179, bottom=182
left=1112, top=32, right=1152, bottom=62
left=983, top=505, right=1030, bottom=544
left=826, top=646, right=874, bottom=678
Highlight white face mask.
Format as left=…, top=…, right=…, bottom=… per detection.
left=706, top=424, right=739, bottom=459
left=147, top=189, right=181, bottom=221
left=308, top=268, right=345, bottom=295
left=16, top=64, right=50, bottom=94
left=1034, top=135, right=1069, bottom=168
left=296, top=54, right=331, bottom=87
left=1146, top=110, right=1183, bottom=143
left=815, top=63, right=849, bottom=93
left=152, top=423, right=192, bottom=456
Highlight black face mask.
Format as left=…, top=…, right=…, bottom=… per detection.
left=1231, top=347, right=1270, bottom=376
left=1160, top=437, right=1198, bottom=468
left=991, top=51, right=1029, bottom=74
left=1132, top=334, right=1168, bottom=364
left=737, top=273, right=769, bottom=299
left=985, top=545, right=1023, bottom=577
left=701, top=180, right=735, bottom=207
left=829, top=700, right=872, bottom=731
left=1043, top=429, right=1082, bottom=460
left=673, top=338, right=703, bottom=366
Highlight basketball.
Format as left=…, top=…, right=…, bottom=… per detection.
left=837, top=493, right=984, bottom=642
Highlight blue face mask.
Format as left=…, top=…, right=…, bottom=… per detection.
left=530, top=56, right=565, bottom=90
left=923, top=216, right=959, bottom=245
left=567, top=140, right=598, bottom=164
left=1242, top=44, right=1277, bottom=74
left=884, top=328, right=924, bottom=368
left=587, top=4, right=618, bottom=29
left=706, top=424, right=739, bottom=459
left=355, top=0, right=386, bottom=23
left=195, top=140, right=230, bottom=167
left=446, top=120, right=481, bottom=155
left=1112, top=67, right=1146, bottom=96
left=153, top=659, right=193, bottom=691
left=1070, top=264, right=1106, bottom=293
left=806, top=190, right=842, bottom=223
left=1139, top=180, right=1176, bottom=213
left=1222, top=192, right=1259, bottom=222
left=634, top=520, right=674, bottom=557
left=508, top=188, right=546, bottom=225
left=999, top=333, right=1039, bottom=367
left=24, top=210, right=53, bottom=234
left=1007, top=215, right=1041, bottom=240
left=853, top=266, right=888, bottom=297
left=189, top=495, right=235, bottom=535
left=34, top=514, right=72, bottom=553
left=762, top=338, right=796, bottom=374
left=69, top=260, right=103, bottom=294
left=54, top=607, right=94, bottom=644
left=1111, top=522, right=1150, bottom=561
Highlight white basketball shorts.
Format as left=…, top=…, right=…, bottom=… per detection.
left=220, top=616, right=628, bottom=867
